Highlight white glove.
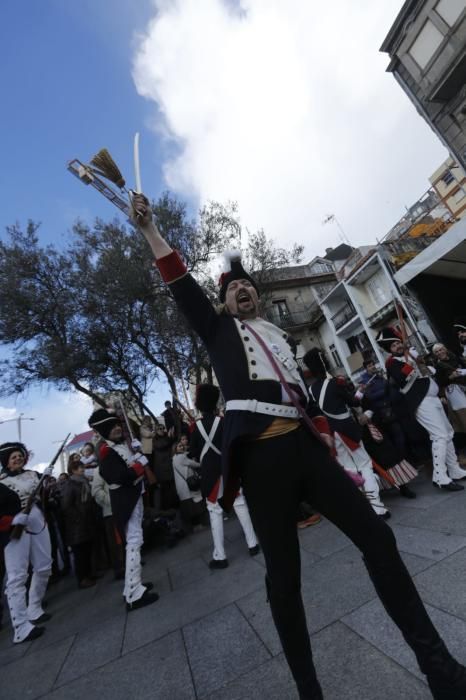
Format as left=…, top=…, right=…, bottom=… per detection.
left=409, top=347, right=419, bottom=359
left=354, top=390, right=364, bottom=400
left=12, top=512, right=29, bottom=527
left=132, top=453, right=148, bottom=467
left=131, top=439, right=142, bottom=451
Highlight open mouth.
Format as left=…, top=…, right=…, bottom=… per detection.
left=237, top=292, right=251, bottom=304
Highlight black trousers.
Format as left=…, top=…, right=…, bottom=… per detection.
left=71, top=541, right=93, bottom=584
left=237, top=426, right=450, bottom=697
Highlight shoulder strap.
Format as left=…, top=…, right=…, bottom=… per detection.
left=197, top=417, right=221, bottom=461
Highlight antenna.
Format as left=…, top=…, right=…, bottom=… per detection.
left=322, top=214, right=351, bottom=245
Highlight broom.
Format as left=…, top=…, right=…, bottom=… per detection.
left=88, top=134, right=146, bottom=220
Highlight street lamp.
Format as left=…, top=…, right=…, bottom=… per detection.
left=0, top=413, right=35, bottom=441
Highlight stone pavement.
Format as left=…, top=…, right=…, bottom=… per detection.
left=2, top=470, right=466, bottom=700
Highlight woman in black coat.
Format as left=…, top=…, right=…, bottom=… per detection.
left=62, top=462, right=96, bottom=589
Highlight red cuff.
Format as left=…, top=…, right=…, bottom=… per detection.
left=156, top=250, right=187, bottom=284
left=132, top=463, right=145, bottom=478
left=312, top=416, right=331, bottom=435
left=0, top=515, right=14, bottom=532
left=99, top=444, right=110, bottom=459
left=401, top=364, right=414, bottom=376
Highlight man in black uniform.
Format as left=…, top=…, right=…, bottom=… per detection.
left=189, top=383, right=258, bottom=568
left=130, top=193, right=466, bottom=699
left=377, top=326, right=466, bottom=491
left=88, top=409, right=159, bottom=611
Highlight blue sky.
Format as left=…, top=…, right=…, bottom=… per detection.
left=0, top=0, right=166, bottom=244
left=0, top=1, right=178, bottom=461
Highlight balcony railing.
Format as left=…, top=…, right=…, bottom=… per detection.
left=331, top=301, right=357, bottom=330
left=264, top=307, right=321, bottom=329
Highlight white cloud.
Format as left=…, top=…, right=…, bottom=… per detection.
left=133, top=0, right=447, bottom=255
left=0, top=390, right=93, bottom=471
left=0, top=407, right=17, bottom=422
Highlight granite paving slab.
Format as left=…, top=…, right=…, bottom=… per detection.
left=55, top=614, right=126, bottom=687
left=343, top=598, right=466, bottom=681
left=414, top=547, right=466, bottom=620
left=183, top=603, right=270, bottom=697
left=312, top=621, right=430, bottom=699
left=202, top=653, right=298, bottom=700
left=237, top=546, right=376, bottom=656
left=398, top=490, right=466, bottom=536
left=391, top=524, right=466, bottom=561
left=122, top=556, right=264, bottom=654
left=1, top=635, right=75, bottom=700
left=298, top=519, right=352, bottom=558
left=0, top=639, right=31, bottom=669
left=42, top=630, right=195, bottom=700
left=168, top=555, right=211, bottom=590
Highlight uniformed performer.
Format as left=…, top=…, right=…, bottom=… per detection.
left=303, top=349, right=389, bottom=518
left=129, top=192, right=466, bottom=699
left=88, top=409, right=159, bottom=611
left=376, top=327, right=466, bottom=491
left=189, top=383, right=259, bottom=568
left=0, top=442, right=52, bottom=643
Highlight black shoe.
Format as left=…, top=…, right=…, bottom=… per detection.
left=379, top=511, right=391, bottom=520
left=17, top=626, right=45, bottom=644
left=433, top=482, right=464, bottom=492
left=126, top=590, right=159, bottom=611
left=142, top=582, right=154, bottom=591
left=30, top=613, right=52, bottom=624
left=399, top=485, right=417, bottom=499
left=209, top=559, right=229, bottom=569
left=249, top=545, right=260, bottom=556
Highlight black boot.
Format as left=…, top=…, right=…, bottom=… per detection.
left=363, top=552, right=466, bottom=699
left=265, top=576, right=323, bottom=700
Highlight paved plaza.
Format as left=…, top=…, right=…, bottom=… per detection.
left=2, top=470, right=466, bottom=700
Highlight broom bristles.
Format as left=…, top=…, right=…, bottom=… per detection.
left=89, top=148, right=126, bottom=189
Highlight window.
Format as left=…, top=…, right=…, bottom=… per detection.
left=272, top=299, right=289, bottom=319
left=311, top=262, right=333, bottom=275
left=453, top=188, right=466, bottom=205
left=329, top=344, right=342, bottom=368
left=441, top=169, right=455, bottom=185
left=435, top=0, right=464, bottom=26
left=366, top=271, right=391, bottom=309
left=409, top=20, right=444, bottom=69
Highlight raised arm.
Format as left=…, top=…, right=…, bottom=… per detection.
left=132, top=193, right=219, bottom=345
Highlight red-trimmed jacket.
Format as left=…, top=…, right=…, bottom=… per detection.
left=157, top=251, right=331, bottom=510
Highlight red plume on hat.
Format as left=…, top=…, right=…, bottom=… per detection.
left=376, top=326, right=402, bottom=351
left=218, top=250, right=259, bottom=303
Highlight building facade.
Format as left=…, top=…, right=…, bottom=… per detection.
left=381, top=0, right=466, bottom=168
left=429, top=155, right=466, bottom=218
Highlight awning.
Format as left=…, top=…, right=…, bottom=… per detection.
left=394, top=218, right=466, bottom=286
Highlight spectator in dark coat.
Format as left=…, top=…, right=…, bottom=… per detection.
left=153, top=425, right=178, bottom=510
left=62, top=462, right=96, bottom=589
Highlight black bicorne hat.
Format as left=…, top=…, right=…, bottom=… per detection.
left=218, top=250, right=259, bottom=303
left=376, top=326, right=402, bottom=351
left=195, top=384, right=220, bottom=413
left=302, top=348, right=328, bottom=377
left=88, top=408, right=120, bottom=440
left=453, top=317, right=466, bottom=332
left=0, top=442, right=29, bottom=470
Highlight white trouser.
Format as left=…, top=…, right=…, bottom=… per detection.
left=207, top=491, right=258, bottom=561
left=123, top=497, right=146, bottom=604
left=4, top=505, right=52, bottom=643
left=416, top=395, right=466, bottom=485
left=334, top=433, right=387, bottom=515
